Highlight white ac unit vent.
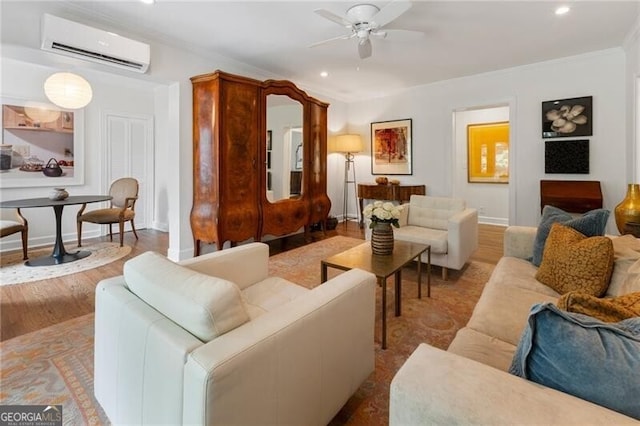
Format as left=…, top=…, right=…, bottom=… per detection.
left=41, top=14, right=150, bottom=73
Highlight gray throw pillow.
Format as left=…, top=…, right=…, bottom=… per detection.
left=531, top=205, right=610, bottom=266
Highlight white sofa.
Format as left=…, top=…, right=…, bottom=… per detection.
left=94, top=242, right=377, bottom=425
left=390, top=226, right=640, bottom=425
left=394, top=194, right=478, bottom=279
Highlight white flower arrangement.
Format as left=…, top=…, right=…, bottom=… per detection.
left=362, top=201, right=403, bottom=229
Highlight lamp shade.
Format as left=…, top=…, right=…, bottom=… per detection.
left=24, top=103, right=61, bottom=124
left=44, top=72, right=93, bottom=109
left=335, top=134, right=363, bottom=153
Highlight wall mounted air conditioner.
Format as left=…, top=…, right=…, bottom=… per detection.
left=41, top=13, right=150, bottom=73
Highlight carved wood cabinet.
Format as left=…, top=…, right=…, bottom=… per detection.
left=190, top=70, right=330, bottom=255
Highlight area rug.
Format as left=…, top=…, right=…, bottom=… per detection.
left=0, top=242, right=131, bottom=286
left=0, top=236, right=493, bottom=425
left=0, top=313, right=106, bottom=425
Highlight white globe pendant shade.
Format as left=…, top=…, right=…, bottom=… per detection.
left=44, top=72, right=93, bottom=109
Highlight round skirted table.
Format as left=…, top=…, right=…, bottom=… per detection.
left=0, top=195, right=112, bottom=266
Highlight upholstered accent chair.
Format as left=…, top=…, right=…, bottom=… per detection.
left=394, top=195, right=478, bottom=279
left=94, top=242, right=376, bottom=425
left=0, top=208, right=28, bottom=259
left=77, top=177, right=139, bottom=247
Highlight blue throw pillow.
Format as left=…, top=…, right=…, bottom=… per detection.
left=531, top=205, right=610, bottom=266
left=509, top=303, right=640, bottom=420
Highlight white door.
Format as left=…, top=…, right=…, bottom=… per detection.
left=103, top=112, right=154, bottom=231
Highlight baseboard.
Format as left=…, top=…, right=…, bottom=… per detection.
left=151, top=221, right=169, bottom=232
left=0, top=229, right=104, bottom=254
left=166, top=246, right=193, bottom=262
left=479, top=216, right=508, bottom=226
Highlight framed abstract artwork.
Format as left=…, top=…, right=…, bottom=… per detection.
left=542, top=96, right=592, bottom=138
left=371, top=118, right=412, bottom=175
left=467, top=121, right=509, bottom=184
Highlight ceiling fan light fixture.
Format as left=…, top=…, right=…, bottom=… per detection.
left=347, top=4, right=380, bottom=23
left=311, top=1, right=419, bottom=59
left=358, top=39, right=372, bottom=59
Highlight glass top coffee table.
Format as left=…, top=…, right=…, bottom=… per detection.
left=321, top=240, right=431, bottom=349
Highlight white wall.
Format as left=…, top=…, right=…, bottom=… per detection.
left=454, top=106, right=509, bottom=225
left=326, top=102, right=351, bottom=220
left=625, top=18, right=640, bottom=182
left=344, top=49, right=627, bottom=233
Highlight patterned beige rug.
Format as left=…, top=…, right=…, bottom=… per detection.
left=0, top=242, right=131, bottom=286
left=0, top=236, right=493, bottom=425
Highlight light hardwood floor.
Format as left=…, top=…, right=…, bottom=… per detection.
left=0, top=222, right=504, bottom=342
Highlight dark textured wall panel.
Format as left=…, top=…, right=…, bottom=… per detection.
left=545, top=140, right=589, bottom=174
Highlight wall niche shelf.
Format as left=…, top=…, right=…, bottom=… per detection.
left=4, top=126, right=73, bottom=134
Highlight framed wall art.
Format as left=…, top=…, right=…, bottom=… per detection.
left=542, top=96, right=592, bottom=138
left=371, top=118, right=412, bottom=175
left=0, top=97, right=84, bottom=188
left=467, top=121, right=509, bottom=184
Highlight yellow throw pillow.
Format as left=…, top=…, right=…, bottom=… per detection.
left=535, top=223, right=614, bottom=296
left=557, top=291, right=640, bottom=322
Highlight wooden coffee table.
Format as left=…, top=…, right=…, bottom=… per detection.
left=321, top=240, right=431, bottom=349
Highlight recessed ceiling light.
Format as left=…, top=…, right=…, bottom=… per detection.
left=140, top=0, right=155, bottom=4
left=555, top=6, right=570, bottom=15
left=320, top=71, right=328, bottom=78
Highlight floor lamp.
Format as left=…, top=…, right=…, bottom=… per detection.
left=335, top=134, right=364, bottom=223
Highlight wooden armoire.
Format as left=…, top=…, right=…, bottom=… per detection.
left=190, top=70, right=331, bottom=255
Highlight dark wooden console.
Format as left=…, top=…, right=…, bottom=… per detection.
left=540, top=180, right=603, bottom=214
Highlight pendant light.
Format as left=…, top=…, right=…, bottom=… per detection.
left=44, top=72, right=93, bottom=109
left=23, top=104, right=61, bottom=124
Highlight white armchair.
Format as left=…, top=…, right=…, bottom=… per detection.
left=394, top=195, right=478, bottom=279
left=94, top=242, right=376, bottom=425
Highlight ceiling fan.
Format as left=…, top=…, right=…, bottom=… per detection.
left=310, top=1, right=424, bottom=59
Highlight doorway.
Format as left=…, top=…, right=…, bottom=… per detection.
left=453, top=105, right=510, bottom=226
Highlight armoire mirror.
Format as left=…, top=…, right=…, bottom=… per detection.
left=265, top=94, right=304, bottom=202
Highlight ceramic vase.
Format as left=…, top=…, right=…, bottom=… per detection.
left=48, top=187, right=69, bottom=201
left=614, top=183, right=640, bottom=234
left=371, top=222, right=394, bottom=255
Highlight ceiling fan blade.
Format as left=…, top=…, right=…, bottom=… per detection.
left=314, top=9, right=353, bottom=28
left=371, top=0, right=412, bottom=28
left=382, top=29, right=426, bottom=41
left=358, top=38, right=372, bottom=59
left=308, top=33, right=354, bottom=48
